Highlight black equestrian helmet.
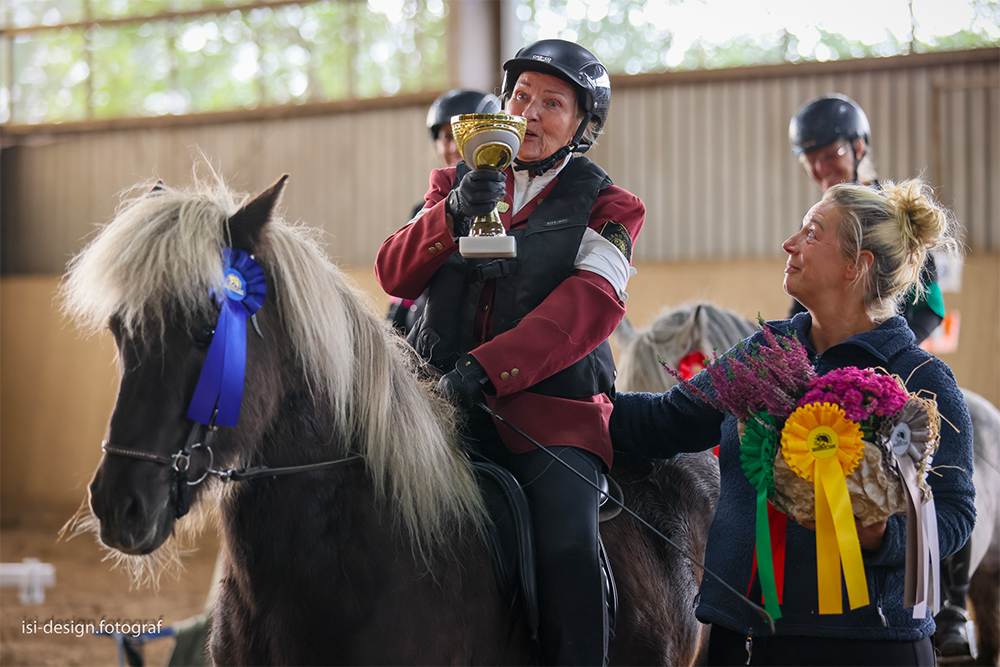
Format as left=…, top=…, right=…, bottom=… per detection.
left=426, top=89, right=501, bottom=140
left=789, top=93, right=871, bottom=156
left=501, top=39, right=611, bottom=150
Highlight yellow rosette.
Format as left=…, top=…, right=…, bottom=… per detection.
left=781, top=402, right=868, bottom=614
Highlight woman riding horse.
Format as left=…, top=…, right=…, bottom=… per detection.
left=63, top=168, right=722, bottom=665
left=376, top=39, right=643, bottom=665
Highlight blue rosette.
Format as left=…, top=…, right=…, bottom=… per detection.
left=187, top=248, right=267, bottom=427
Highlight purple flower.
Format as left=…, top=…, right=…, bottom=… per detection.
left=663, top=324, right=816, bottom=421
left=797, top=366, right=909, bottom=423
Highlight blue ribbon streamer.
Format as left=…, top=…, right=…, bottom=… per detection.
left=187, top=248, right=267, bottom=427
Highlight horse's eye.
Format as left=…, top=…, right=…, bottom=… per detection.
left=193, top=327, right=215, bottom=347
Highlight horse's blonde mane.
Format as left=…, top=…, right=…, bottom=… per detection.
left=62, top=172, right=484, bottom=555
left=264, top=226, right=486, bottom=550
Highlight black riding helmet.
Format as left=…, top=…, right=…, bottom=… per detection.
left=426, top=89, right=501, bottom=140
left=501, top=39, right=611, bottom=174
left=789, top=93, right=871, bottom=156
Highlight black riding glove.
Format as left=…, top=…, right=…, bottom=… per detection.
left=445, top=170, right=506, bottom=237
left=438, top=354, right=493, bottom=411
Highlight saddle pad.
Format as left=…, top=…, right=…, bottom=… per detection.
left=473, top=460, right=540, bottom=639
left=472, top=460, right=620, bottom=643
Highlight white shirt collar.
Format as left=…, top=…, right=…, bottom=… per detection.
left=512, top=154, right=572, bottom=214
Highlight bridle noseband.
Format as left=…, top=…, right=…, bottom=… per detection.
left=102, top=414, right=363, bottom=519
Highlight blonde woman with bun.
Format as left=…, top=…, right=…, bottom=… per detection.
left=792, top=95, right=972, bottom=659
left=823, top=180, right=957, bottom=312
left=788, top=180, right=960, bottom=356
left=610, top=179, right=974, bottom=666
left=788, top=94, right=946, bottom=348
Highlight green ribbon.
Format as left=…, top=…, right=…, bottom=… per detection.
left=740, top=411, right=782, bottom=621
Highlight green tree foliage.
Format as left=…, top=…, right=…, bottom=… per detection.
left=519, top=0, right=1000, bottom=74
left=2, top=0, right=448, bottom=123
left=519, top=0, right=675, bottom=74
left=1, top=0, right=996, bottom=124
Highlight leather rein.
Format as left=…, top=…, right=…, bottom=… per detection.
left=101, top=416, right=362, bottom=519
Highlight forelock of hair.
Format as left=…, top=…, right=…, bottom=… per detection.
left=60, top=179, right=239, bottom=342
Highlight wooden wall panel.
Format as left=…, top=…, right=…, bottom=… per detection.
left=1, top=110, right=440, bottom=274
left=2, top=51, right=997, bottom=274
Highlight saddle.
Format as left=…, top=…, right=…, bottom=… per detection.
left=471, top=460, right=621, bottom=642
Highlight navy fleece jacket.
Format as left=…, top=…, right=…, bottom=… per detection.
left=609, top=313, right=975, bottom=640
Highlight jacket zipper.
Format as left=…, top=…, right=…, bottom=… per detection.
left=875, top=570, right=889, bottom=627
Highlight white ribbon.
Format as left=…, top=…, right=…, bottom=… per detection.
left=897, top=453, right=940, bottom=619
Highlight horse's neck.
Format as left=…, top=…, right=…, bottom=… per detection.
left=219, top=395, right=375, bottom=574
left=216, top=457, right=385, bottom=660
left=244, top=383, right=341, bottom=462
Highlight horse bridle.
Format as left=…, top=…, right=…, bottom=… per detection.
left=101, top=415, right=362, bottom=519
left=99, top=248, right=363, bottom=518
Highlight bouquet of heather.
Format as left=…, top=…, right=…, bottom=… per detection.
left=664, top=321, right=941, bottom=618
left=662, top=321, right=817, bottom=422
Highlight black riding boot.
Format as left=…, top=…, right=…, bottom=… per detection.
left=934, top=538, right=975, bottom=660
left=506, top=446, right=608, bottom=667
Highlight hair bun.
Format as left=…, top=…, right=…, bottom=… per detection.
left=882, top=180, right=954, bottom=254
left=823, top=178, right=961, bottom=321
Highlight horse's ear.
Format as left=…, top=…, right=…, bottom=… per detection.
left=148, top=180, right=166, bottom=195
left=227, top=174, right=289, bottom=254
left=691, top=303, right=707, bottom=349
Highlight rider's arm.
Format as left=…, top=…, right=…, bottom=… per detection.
left=374, top=168, right=458, bottom=299
left=471, top=185, right=644, bottom=396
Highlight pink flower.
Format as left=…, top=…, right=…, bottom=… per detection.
left=797, top=367, right=909, bottom=422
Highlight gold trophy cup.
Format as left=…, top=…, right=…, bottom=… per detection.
left=451, top=113, right=527, bottom=258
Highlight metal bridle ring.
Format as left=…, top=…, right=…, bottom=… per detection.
left=172, top=443, right=214, bottom=486
left=172, top=451, right=190, bottom=474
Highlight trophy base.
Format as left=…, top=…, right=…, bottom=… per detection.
left=459, top=235, right=517, bottom=258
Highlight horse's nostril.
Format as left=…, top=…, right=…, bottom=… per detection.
left=120, top=492, right=144, bottom=525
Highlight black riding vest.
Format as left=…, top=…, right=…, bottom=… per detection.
left=408, top=156, right=618, bottom=399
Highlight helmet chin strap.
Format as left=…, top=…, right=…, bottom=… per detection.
left=514, top=144, right=574, bottom=176
left=513, top=116, right=590, bottom=176
left=850, top=140, right=862, bottom=184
